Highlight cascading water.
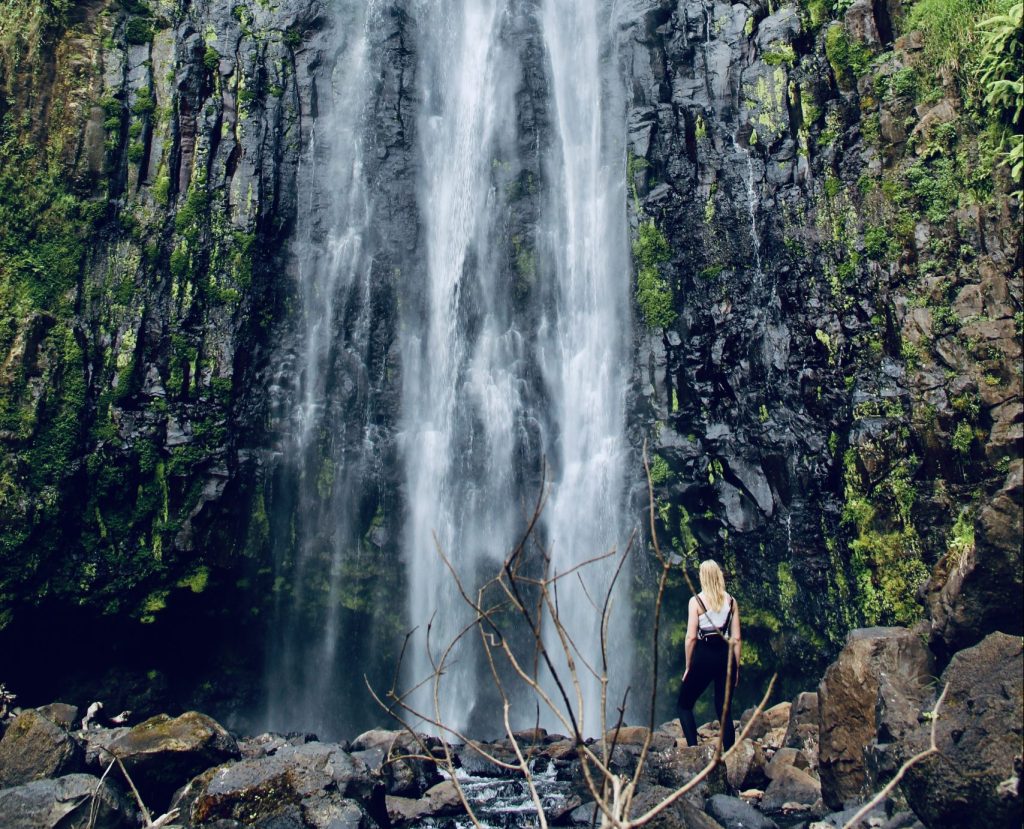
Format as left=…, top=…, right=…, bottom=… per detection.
left=400, top=0, right=634, bottom=735
left=265, top=0, right=380, bottom=737
left=269, top=0, right=637, bottom=739
left=536, top=0, right=633, bottom=734
left=401, top=0, right=527, bottom=732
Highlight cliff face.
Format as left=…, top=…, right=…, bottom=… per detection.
left=0, top=0, right=1019, bottom=727
left=627, top=0, right=1021, bottom=701
left=0, top=0, right=340, bottom=712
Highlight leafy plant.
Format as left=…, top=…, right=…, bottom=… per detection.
left=976, top=1, right=1024, bottom=193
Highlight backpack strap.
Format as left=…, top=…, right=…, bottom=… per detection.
left=695, top=594, right=733, bottom=641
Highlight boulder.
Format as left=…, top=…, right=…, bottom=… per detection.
left=350, top=729, right=442, bottom=796
left=604, top=725, right=653, bottom=745
left=643, top=743, right=729, bottom=809
left=739, top=702, right=790, bottom=742
left=108, top=711, right=239, bottom=810
left=901, top=632, right=1023, bottom=828
left=705, top=793, right=779, bottom=829
left=760, top=765, right=822, bottom=814
left=80, top=726, right=130, bottom=771
left=177, top=741, right=384, bottom=828
left=810, top=802, right=887, bottom=827
left=724, top=739, right=769, bottom=790
left=765, top=747, right=812, bottom=780
left=385, top=780, right=463, bottom=825
left=818, top=628, right=932, bottom=809
left=880, top=811, right=925, bottom=829
left=0, top=709, right=83, bottom=787
left=0, top=773, right=135, bottom=829
left=782, top=692, right=819, bottom=765
left=629, top=785, right=725, bottom=828
left=925, top=460, right=1023, bottom=660
left=36, top=703, right=79, bottom=730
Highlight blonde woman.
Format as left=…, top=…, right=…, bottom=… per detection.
left=677, top=559, right=741, bottom=749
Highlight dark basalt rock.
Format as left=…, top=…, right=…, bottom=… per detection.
left=759, top=765, right=822, bottom=814
left=174, top=741, right=384, bottom=828
left=705, top=794, right=779, bottom=829
left=629, top=785, right=726, bottom=828
left=924, top=460, right=1024, bottom=661
left=901, top=632, right=1024, bottom=829
left=0, top=773, right=135, bottom=829
left=818, top=627, right=932, bottom=810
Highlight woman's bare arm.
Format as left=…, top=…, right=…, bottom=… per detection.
left=730, top=599, right=742, bottom=683
left=684, top=597, right=698, bottom=677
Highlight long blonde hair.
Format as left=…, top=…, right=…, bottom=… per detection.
left=698, top=560, right=727, bottom=612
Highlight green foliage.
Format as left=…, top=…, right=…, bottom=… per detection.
left=825, top=24, right=872, bottom=88
left=649, top=454, right=671, bottom=485
left=905, top=0, right=1011, bottom=79
left=203, top=45, right=219, bottom=70
left=842, top=449, right=928, bottom=625
left=131, top=87, right=155, bottom=116
left=863, top=225, right=894, bottom=259
left=951, top=420, right=974, bottom=454
left=633, top=219, right=676, bottom=329
left=763, top=43, right=797, bottom=66
left=124, top=17, right=153, bottom=45
left=0, top=117, right=87, bottom=314
left=976, top=2, right=1024, bottom=191
left=906, top=157, right=959, bottom=222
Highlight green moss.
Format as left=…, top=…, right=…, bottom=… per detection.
left=203, top=45, right=219, bottom=70
left=649, top=454, right=671, bottom=485
left=124, top=17, right=153, bottom=45
left=842, top=449, right=928, bottom=626
left=825, top=24, right=873, bottom=88
left=177, top=566, right=209, bottom=593
left=633, top=219, right=676, bottom=329
left=951, top=420, right=975, bottom=454
left=763, top=43, right=797, bottom=66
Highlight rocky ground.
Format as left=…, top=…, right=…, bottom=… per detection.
left=1, top=628, right=1019, bottom=829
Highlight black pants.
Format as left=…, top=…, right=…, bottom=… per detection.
left=677, top=637, right=737, bottom=749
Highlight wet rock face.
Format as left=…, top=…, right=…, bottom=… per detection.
left=925, top=459, right=1024, bottom=659
left=901, top=632, right=1024, bottom=829
left=626, top=0, right=859, bottom=699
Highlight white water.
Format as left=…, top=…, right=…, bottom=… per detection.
left=402, top=0, right=525, bottom=730
left=400, top=0, right=634, bottom=735
left=536, top=0, right=633, bottom=735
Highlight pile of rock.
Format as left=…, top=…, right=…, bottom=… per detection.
left=0, top=629, right=1019, bottom=828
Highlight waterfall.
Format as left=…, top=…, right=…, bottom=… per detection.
left=268, top=0, right=636, bottom=738
left=400, top=0, right=633, bottom=736
left=536, top=0, right=632, bottom=734
left=265, top=0, right=378, bottom=737
left=401, top=0, right=526, bottom=731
